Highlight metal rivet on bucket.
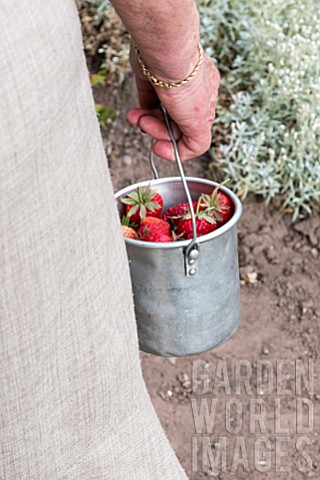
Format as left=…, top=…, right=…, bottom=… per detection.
left=115, top=105, right=242, bottom=357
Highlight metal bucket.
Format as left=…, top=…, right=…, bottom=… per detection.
left=115, top=106, right=242, bottom=357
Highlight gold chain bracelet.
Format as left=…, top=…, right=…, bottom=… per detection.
left=133, top=42, right=203, bottom=88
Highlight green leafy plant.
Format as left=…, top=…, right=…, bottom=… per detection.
left=77, top=0, right=130, bottom=83
left=95, top=103, right=116, bottom=130
left=78, top=0, right=320, bottom=218
left=81, top=0, right=111, bottom=21
left=90, top=69, right=108, bottom=86
left=200, top=0, right=320, bottom=219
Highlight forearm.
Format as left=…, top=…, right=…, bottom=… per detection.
left=110, top=0, right=200, bottom=82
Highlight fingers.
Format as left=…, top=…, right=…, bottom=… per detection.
left=127, top=107, right=162, bottom=126
left=152, top=128, right=212, bottom=161
left=127, top=108, right=213, bottom=161
left=127, top=108, right=182, bottom=140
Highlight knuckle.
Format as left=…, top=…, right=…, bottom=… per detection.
left=189, top=133, right=212, bottom=157
left=203, top=134, right=212, bottom=152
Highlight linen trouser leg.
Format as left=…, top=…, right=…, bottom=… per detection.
left=0, top=2, right=188, bottom=478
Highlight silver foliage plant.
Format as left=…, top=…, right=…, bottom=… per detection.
left=199, top=0, right=320, bottom=219
left=82, top=0, right=319, bottom=218
left=84, top=0, right=111, bottom=15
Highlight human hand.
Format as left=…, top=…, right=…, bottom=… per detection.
left=127, top=45, right=220, bottom=161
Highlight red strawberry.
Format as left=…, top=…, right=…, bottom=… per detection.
left=140, top=216, right=169, bottom=227
left=199, top=186, right=233, bottom=226
left=215, top=192, right=232, bottom=224
left=139, top=230, right=173, bottom=243
left=176, top=218, right=218, bottom=239
left=176, top=213, right=218, bottom=240
left=121, top=216, right=138, bottom=239
left=176, top=184, right=233, bottom=239
left=162, top=201, right=198, bottom=224
left=138, top=217, right=171, bottom=237
left=174, top=196, right=219, bottom=239
left=121, top=184, right=163, bottom=224
left=122, top=225, right=138, bottom=239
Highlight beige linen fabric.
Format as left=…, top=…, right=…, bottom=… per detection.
left=0, top=1, right=188, bottom=478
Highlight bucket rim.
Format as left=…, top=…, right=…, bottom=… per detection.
left=115, top=176, right=242, bottom=249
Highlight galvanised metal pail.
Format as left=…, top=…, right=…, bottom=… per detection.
left=115, top=177, right=242, bottom=357
left=115, top=105, right=242, bottom=357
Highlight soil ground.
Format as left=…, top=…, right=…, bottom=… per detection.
left=94, top=74, right=320, bottom=479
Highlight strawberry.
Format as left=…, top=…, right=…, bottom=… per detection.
left=176, top=217, right=218, bottom=239
left=140, top=216, right=169, bottom=227
left=162, top=201, right=198, bottom=224
left=122, top=225, right=138, bottom=239
left=176, top=198, right=219, bottom=240
left=121, top=215, right=138, bottom=239
left=138, top=217, right=171, bottom=237
left=175, top=184, right=233, bottom=239
left=198, top=186, right=233, bottom=226
left=139, top=230, right=173, bottom=243
left=121, top=184, right=163, bottom=224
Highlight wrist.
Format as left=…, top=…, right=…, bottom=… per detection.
left=133, top=39, right=201, bottom=85
left=149, top=43, right=200, bottom=83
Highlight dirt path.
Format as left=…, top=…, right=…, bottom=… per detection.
left=94, top=75, right=320, bottom=479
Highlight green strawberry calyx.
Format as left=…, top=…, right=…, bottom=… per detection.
left=198, top=180, right=230, bottom=222
left=121, top=184, right=161, bottom=219
left=175, top=180, right=230, bottom=225
left=121, top=215, right=138, bottom=229
left=177, top=197, right=218, bottom=225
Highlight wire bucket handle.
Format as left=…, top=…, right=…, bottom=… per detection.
left=149, top=104, right=199, bottom=277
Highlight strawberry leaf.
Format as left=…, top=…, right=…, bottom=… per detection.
left=204, top=216, right=217, bottom=225
left=137, top=186, right=144, bottom=203
left=127, top=204, right=140, bottom=217
left=213, top=211, right=223, bottom=222
left=121, top=215, right=130, bottom=226
left=121, top=216, right=137, bottom=228
left=128, top=191, right=140, bottom=202
left=139, top=204, right=147, bottom=218
left=121, top=198, right=137, bottom=205
left=145, top=201, right=161, bottom=211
